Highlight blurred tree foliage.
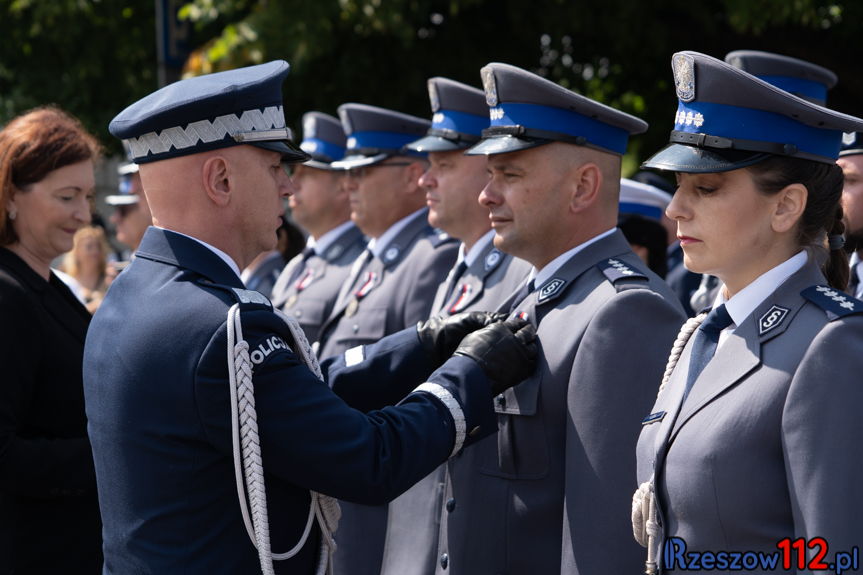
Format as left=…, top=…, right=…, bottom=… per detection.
left=2, top=0, right=861, bottom=170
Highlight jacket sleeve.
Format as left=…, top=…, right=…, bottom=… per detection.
left=783, top=316, right=863, bottom=564
left=561, top=287, right=684, bottom=574
left=194, top=309, right=496, bottom=505
left=0, top=284, right=95, bottom=496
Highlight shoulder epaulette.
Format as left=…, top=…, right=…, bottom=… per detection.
left=801, top=285, right=863, bottom=320
left=197, top=279, right=273, bottom=312
left=596, top=258, right=648, bottom=289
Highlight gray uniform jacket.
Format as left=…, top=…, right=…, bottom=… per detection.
left=270, top=224, right=367, bottom=343
left=437, top=230, right=686, bottom=575
left=380, top=241, right=532, bottom=575
left=316, top=209, right=458, bottom=359
left=636, top=260, right=863, bottom=574
left=317, top=209, right=457, bottom=575
left=429, top=242, right=533, bottom=318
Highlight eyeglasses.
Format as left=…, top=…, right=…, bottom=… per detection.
left=344, top=162, right=413, bottom=180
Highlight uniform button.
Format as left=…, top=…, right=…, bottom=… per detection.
left=440, top=553, right=449, bottom=569
left=294, top=310, right=302, bottom=317
left=446, top=498, right=456, bottom=513
left=352, top=324, right=359, bottom=333
left=495, top=394, right=506, bottom=408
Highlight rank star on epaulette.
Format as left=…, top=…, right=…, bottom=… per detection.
left=803, top=285, right=863, bottom=320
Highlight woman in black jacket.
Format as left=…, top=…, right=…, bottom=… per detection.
left=0, top=107, right=102, bottom=573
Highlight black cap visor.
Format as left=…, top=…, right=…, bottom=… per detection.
left=405, top=135, right=467, bottom=153
left=642, top=143, right=771, bottom=173
left=464, top=135, right=552, bottom=156
left=251, top=140, right=311, bottom=164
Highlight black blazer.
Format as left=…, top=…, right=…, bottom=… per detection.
left=0, top=247, right=101, bottom=574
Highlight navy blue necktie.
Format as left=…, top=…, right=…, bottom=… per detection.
left=684, top=304, right=733, bottom=399
left=508, top=279, right=535, bottom=313
left=286, top=247, right=315, bottom=285
left=442, top=260, right=469, bottom=306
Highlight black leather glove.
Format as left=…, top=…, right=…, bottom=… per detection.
left=453, top=317, right=537, bottom=396
left=417, top=311, right=510, bottom=367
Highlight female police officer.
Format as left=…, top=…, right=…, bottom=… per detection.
left=634, top=51, right=863, bottom=574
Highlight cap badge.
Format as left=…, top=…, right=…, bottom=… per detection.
left=346, top=136, right=358, bottom=149
left=428, top=82, right=441, bottom=113
left=481, top=68, right=499, bottom=107
left=843, top=132, right=858, bottom=147
left=673, top=53, right=696, bottom=103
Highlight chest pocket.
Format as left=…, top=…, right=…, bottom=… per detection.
left=288, top=298, right=329, bottom=328
left=334, top=306, right=389, bottom=347
left=479, top=371, right=548, bottom=479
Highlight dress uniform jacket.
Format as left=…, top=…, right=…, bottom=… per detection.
left=0, top=248, right=101, bottom=574
left=317, top=209, right=458, bottom=358
left=429, top=238, right=533, bottom=318
left=436, top=230, right=686, bottom=575
left=270, top=223, right=367, bottom=343
left=380, top=238, right=532, bottom=575
left=636, top=259, right=863, bottom=573
left=83, top=227, right=499, bottom=575
left=316, top=210, right=457, bottom=575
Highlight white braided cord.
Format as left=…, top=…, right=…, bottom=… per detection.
left=414, top=382, right=467, bottom=457
left=125, top=105, right=285, bottom=159
left=631, top=312, right=708, bottom=574
left=655, top=312, right=707, bottom=398
left=227, top=304, right=338, bottom=575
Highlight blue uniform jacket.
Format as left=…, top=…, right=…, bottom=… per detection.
left=83, top=227, right=497, bottom=575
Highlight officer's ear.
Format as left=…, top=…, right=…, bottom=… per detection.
left=201, top=155, right=231, bottom=207
left=772, top=182, right=807, bottom=234
left=569, top=161, right=602, bottom=214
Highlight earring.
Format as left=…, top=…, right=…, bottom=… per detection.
left=8, top=208, right=15, bottom=221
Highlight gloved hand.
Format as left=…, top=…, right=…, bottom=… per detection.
left=453, top=317, right=537, bottom=395
left=417, top=311, right=510, bottom=367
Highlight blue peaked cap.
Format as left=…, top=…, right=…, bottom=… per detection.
left=299, top=111, right=346, bottom=170
left=724, top=50, right=837, bottom=106
left=332, top=103, right=430, bottom=169
left=109, top=60, right=308, bottom=164
left=643, top=51, right=863, bottom=173
left=406, top=77, right=488, bottom=152
left=466, top=62, right=647, bottom=156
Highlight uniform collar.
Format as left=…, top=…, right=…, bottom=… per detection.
left=533, top=227, right=617, bottom=288
left=312, top=220, right=359, bottom=255
left=714, top=250, right=807, bottom=330
left=135, top=227, right=245, bottom=286
left=368, top=208, right=429, bottom=259
left=463, top=229, right=495, bottom=267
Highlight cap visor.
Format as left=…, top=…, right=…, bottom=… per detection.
left=105, top=195, right=140, bottom=206
left=642, top=143, right=770, bottom=173
left=331, top=152, right=390, bottom=170
left=405, top=135, right=467, bottom=153
left=464, top=135, right=550, bottom=156
left=303, top=158, right=343, bottom=171
left=250, top=140, right=311, bottom=164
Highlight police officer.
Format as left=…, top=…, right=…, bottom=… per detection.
left=686, top=50, right=841, bottom=314
left=634, top=51, right=863, bottom=574
left=838, top=132, right=863, bottom=297
left=379, top=77, right=532, bottom=575
left=434, top=63, right=687, bottom=575
left=618, top=177, right=673, bottom=277
left=83, top=60, right=538, bottom=575
left=270, top=112, right=367, bottom=343
left=316, top=104, right=458, bottom=359
left=106, top=161, right=152, bottom=258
